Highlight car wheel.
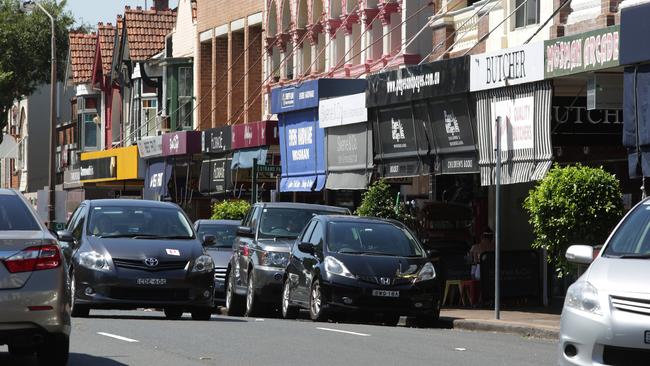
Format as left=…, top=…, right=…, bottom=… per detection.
left=36, top=334, right=69, bottom=366
left=8, top=344, right=33, bottom=356
left=191, top=308, right=212, bottom=321
left=70, top=271, right=90, bottom=318
left=414, top=311, right=439, bottom=328
left=245, top=271, right=266, bottom=317
left=309, top=279, right=327, bottom=322
left=164, top=308, right=183, bottom=320
left=225, top=274, right=245, bottom=316
left=281, top=279, right=299, bottom=319
left=382, top=314, right=401, bottom=327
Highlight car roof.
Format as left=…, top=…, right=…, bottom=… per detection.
left=255, top=202, right=349, bottom=213
left=316, top=215, right=402, bottom=225
left=85, top=199, right=180, bottom=209
left=0, top=189, right=19, bottom=196
left=195, top=219, right=241, bottom=225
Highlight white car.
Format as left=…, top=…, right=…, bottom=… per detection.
left=559, top=199, right=650, bottom=365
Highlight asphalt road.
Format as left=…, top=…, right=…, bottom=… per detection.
left=0, top=310, right=558, bottom=366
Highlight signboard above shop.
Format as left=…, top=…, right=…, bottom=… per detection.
left=80, top=146, right=140, bottom=183
left=231, top=120, right=279, bottom=150
left=319, top=93, right=367, bottom=128
left=270, top=79, right=366, bottom=114
left=367, top=56, right=469, bottom=108
left=545, top=25, right=620, bottom=78
left=162, top=131, right=202, bottom=156
left=470, top=42, right=544, bottom=92
left=137, top=135, right=163, bottom=158
left=202, top=126, right=232, bottom=154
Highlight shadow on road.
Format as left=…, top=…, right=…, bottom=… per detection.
left=87, top=313, right=248, bottom=322
left=0, top=352, right=128, bottom=366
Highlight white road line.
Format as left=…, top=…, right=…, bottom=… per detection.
left=316, top=327, right=371, bottom=337
left=97, top=332, right=139, bottom=343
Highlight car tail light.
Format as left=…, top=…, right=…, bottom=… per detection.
left=3, top=243, right=61, bottom=273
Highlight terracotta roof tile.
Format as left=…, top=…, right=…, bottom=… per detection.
left=124, top=7, right=176, bottom=61
left=69, top=32, right=97, bottom=84
left=97, top=22, right=117, bottom=75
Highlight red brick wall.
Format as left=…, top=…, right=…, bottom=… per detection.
left=563, top=0, right=622, bottom=37
left=247, top=26, right=263, bottom=123
left=214, top=37, right=229, bottom=127
left=230, top=31, right=246, bottom=125
left=199, top=41, right=212, bottom=131
left=196, top=0, right=263, bottom=33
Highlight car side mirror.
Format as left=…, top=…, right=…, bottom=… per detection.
left=237, top=226, right=254, bottom=237
left=297, top=242, right=315, bottom=254
left=57, top=230, right=74, bottom=243
left=566, top=245, right=595, bottom=265
left=426, top=249, right=439, bottom=258
left=202, top=234, right=216, bottom=246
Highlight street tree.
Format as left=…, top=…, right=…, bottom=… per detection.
left=0, top=0, right=74, bottom=142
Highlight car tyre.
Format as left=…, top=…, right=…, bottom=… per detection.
left=36, top=334, right=69, bottom=366
left=245, top=271, right=267, bottom=317
left=382, top=314, right=401, bottom=327
left=281, top=279, right=299, bottom=319
left=8, top=344, right=33, bottom=356
left=70, top=271, right=90, bottom=318
left=414, top=308, right=440, bottom=328
left=225, top=273, right=245, bottom=316
left=309, top=279, right=328, bottom=322
left=191, top=308, right=212, bottom=321
left=164, top=308, right=184, bottom=320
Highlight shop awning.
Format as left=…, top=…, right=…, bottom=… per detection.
left=326, top=122, right=373, bottom=190
left=231, top=147, right=268, bottom=169
left=199, top=158, right=231, bottom=194
left=624, top=64, right=650, bottom=178
left=280, top=174, right=326, bottom=192
left=476, top=81, right=553, bottom=186
left=143, top=159, right=172, bottom=200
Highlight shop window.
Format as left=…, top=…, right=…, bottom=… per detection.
left=78, top=95, right=100, bottom=151
left=142, top=97, right=158, bottom=136
left=178, top=66, right=193, bottom=129
left=515, top=0, right=539, bottom=28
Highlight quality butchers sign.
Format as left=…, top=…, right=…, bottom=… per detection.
left=470, top=42, right=544, bottom=92
left=545, top=25, right=620, bottom=78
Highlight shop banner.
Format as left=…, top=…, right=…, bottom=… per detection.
left=470, top=42, right=544, bottom=92
left=162, top=131, right=202, bottom=156
left=202, top=126, right=231, bottom=154
left=621, top=3, right=650, bottom=65
left=231, top=120, right=279, bottom=149
left=231, top=148, right=268, bottom=170
left=490, top=96, right=535, bottom=152
left=279, top=109, right=326, bottom=192
left=144, top=160, right=172, bottom=200
left=319, top=93, right=367, bottom=128
left=137, top=135, right=163, bottom=158
left=545, top=25, right=620, bottom=78
left=437, top=154, right=478, bottom=175
left=80, top=157, right=116, bottom=181
left=367, top=57, right=469, bottom=108
left=199, top=158, right=231, bottom=194
left=270, top=79, right=367, bottom=114
left=63, top=169, right=82, bottom=189
left=551, top=96, right=623, bottom=146
left=326, top=123, right=372, bottom=190
left=624, top=64, right=650, bottom=178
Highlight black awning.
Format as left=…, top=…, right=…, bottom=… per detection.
left=623, top=65, right=650, bottom=178
left=199, top=157, right=231, bottom=195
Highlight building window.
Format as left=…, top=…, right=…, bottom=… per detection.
left=78, top=96, right=100, bottom=151
left=515, top=0, right=539, bottom=28
left=178, top=67, right=193, bottom=130
left=142, top=97, right=158, bottom=136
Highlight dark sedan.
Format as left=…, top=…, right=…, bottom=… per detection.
left=59, top=199, right=215, bottom=320
left=282, top=216, right=441, bottom=327
left=194, top=219, right=240, bottom=304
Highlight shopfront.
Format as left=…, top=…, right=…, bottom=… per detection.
left=137, top=135, right=172, bottom=201
left=271, top=79, right=366, bottom=198
left=162, top=131, right=203, bottom=218
left=230, top=120, right=280, bottom=202
left=199, top=126, right=232, bottom=198
left=79, top=145, right=143, bottom=198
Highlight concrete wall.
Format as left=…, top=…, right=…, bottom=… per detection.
left=172, top=0, right=197, bottom=58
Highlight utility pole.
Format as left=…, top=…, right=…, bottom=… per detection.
left=495, top=116, right=502, bottom=320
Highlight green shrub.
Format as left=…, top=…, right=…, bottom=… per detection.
left=210, top=200, right=251, bottom=221
left=523, top=164, right=624, bottom=276
left=355, top=179, right=412, bottom=224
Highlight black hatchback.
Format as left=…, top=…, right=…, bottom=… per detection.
left=58, top=199, right=215, bottom=320
left=281, top=216, right=441, bottom=326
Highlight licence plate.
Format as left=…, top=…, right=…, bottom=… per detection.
left=137, top=278, right=167, bottom=285
left=645, top=331, right=650, bottom=344
left=372, top=290, right=399, bottom=298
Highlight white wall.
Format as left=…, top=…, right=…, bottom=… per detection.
left=172, top=0, right=197, bottom=58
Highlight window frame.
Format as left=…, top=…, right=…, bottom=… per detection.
left=514, top=0, right=540, bottom=29
left=78, top=95, right=100, bottom=151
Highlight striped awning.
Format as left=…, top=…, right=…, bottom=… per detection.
left=476, top=81, right=553, bottom=186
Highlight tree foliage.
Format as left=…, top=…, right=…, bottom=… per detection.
left=0, top=0, right=74, bottom=130
left=523, top=164, right=624, bottom=276
left=211, top=200, right=251, bottom=221
left=355, top=179, right=412, bottom=224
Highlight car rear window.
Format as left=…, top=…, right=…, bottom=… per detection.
left=258, top=208, right=344, bottom=239
left=0, top=195, right=40, bottom=231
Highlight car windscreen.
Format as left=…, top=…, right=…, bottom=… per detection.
left=88, top=206, right=194, bottom=239
left=603, top=203, right=650, bottom=258
left=198, top=224, right=238, bottom=248
left=327, top=221, right=424, bottom=257
left=258, top=208, right=342, bottom=239
left=0, top=195, right=40, bottom=231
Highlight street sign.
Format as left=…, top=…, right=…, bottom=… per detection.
left=256, top=164, right=281, bottom=174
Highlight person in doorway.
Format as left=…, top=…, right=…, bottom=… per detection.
left=469, top=228, right=495, bottom=280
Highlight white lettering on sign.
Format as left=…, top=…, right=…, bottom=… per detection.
left=299, top=90, right=315, bottom=100
left=389, top=165, right=400, bottom=174
left=288, top=126, right=313, bottom=147
left=447, top=159, right=474, bottom=169
left=491, top=96, right=535, bottom=151
left=244, top=125, right=253, bottom=143
left=391, top=119, right=405, bottom=142
left=169, top=134, right=180, bottom=152
left=282, top=91, right=295, bottom=108
left=292, top=148, right=310, bottom=161
left=444, top=110, right=464, bottom=147
left=386, top=72, right=439, bottom=96
left=212, top=164, right=225, bottom=181
left=211, top=131, right=224, bottom=150
left=80, top=166, right=94, bottom=177
left=150, top=172, right=163, bottom=188
left=545, top=28, right=619, bottom=76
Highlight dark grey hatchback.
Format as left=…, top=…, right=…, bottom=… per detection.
left=59, top=199, right=215, bottom=320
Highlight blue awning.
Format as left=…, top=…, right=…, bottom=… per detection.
left=280, top=174, right=326, bottom=192
left=231, top=147, right=268, bottom=170
left=144, top=160, right=172, bottom=200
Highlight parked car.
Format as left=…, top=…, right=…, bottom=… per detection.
left=0, top=189, right=70, bottom=365
left=58, top=199, right=215, bottom=321
left=194, top=219, right=240, bottom=304
left=559, top=199, right=650, bottom=366
left=225, top=202, right=350, bottom=317
left=281, top=215, right=441, bottom=326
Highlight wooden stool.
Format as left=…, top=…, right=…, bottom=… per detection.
left=443, top=280, right=463, bottom=306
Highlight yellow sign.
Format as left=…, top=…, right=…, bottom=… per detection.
left=80, top=146, right=140, bottom=183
